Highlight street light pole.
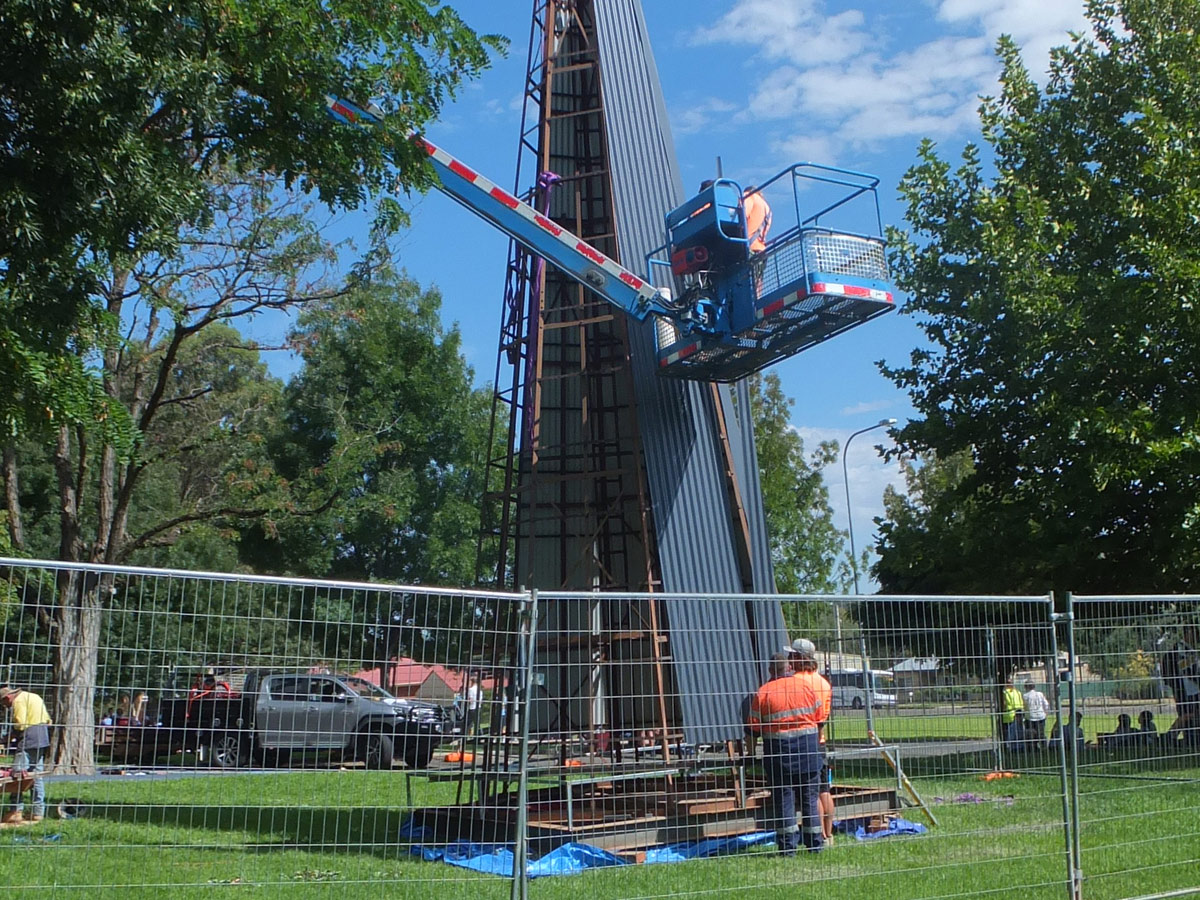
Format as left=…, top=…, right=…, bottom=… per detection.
left=842, top=418, right=897, bottom=596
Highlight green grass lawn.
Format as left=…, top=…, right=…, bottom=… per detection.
left=826, top=709, right=997, bottom=743
left=825, top=706, right=1153, bottom=746
left=1, top=759, right=1196, bottom=900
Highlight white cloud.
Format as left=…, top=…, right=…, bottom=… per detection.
left=770, top=132, right=839, bottom=168
left=840, top=399, right=894, bottom=417
left=673, top=98, right=740, bottom=136
left=690, top=1, right=870, bottom=63
left=685, top=0, right=1091, bottom=165
left=937, top=0, right=1092, bottom=76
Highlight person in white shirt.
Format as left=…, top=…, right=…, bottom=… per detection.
left=465, top=674, right=483, bottom=738
left=1023, top=681, right=1051, bottom=747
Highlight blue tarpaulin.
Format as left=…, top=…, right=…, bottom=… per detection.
left=398, top=816, right=927, bottom=878
left=408, top=841, right=627, bottom=878
left=644, top=831, right=776, bottom=863
left=840, top=817, right=928, bottom=841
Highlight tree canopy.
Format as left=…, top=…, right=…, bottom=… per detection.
left=749, top=373, right=849, bottom=606
left=1, top=0, right=502, bottom=437
left=880, top=0, right=1200, bottom=594
left=262, top=269, right=492, bottom=587
left=0, top=0, right=502, bottom=771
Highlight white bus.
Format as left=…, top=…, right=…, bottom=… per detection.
left=826, top=668, right=897, bottom=710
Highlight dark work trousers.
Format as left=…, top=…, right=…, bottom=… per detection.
left=763, top=733, right=823, bottom=854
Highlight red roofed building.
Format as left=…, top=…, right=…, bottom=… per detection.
left=350, top=659, right=478, bottom=703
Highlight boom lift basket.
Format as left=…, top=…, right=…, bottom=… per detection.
left=649, top=163, right=895, bottom=382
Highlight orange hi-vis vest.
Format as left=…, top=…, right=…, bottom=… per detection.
left=748, top=673, right=823, bottom=737
left=743, top=190, right=772, bottom=253
left=797, top=670, right=832, bottom=738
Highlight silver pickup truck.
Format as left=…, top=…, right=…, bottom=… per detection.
left=199, top=671, right=446, bottom=770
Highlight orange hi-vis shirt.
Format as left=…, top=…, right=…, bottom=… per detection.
left=747, top=673, right=824, bottom=736
left=798, top=670, right=833, bottom=743
left=743, top=191, right=772, bottom=253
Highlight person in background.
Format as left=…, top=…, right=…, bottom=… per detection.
left=1137, top=710, right=1158, bottom=747
left=1007, top=710, right=1027, bottom=751
left=465, top=673, right=483, bottom=738
left=0, top=685, right=52, bottom=826
left=1050, top=711, right=1086, bottom=752
left=1164, top=626, right=1200, bottom=747
left=1001, top=675, right=1024, bottom=746
left=1100, top=713, right=1139, bottom=751
left=788, top=638, right=836, bottom=846
left=131, top=692, right=149, bottom=726
left=1022, top=680, right=1050, bottom=747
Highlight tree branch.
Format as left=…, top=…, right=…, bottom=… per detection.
left=120, top=489, right=341, bottom=561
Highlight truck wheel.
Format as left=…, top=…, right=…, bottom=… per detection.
left=210, top=732, right=247, bottom=769
left=358, top=733, right=394, bottom=770
left=404, top=745, right=434, bottom=770
left=852, top=697, right=864, bottom=710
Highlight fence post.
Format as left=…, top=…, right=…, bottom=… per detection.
left=1063, top=593, right=1083, bottom=900
left=1050, top=594, right=1079, bottom=900
left=510, top=588, right=539, bottom=900
left=986, top=626, right=1002, bottom=772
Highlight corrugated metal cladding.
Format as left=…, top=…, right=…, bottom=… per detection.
left=591, top=0, right=787, bottom=745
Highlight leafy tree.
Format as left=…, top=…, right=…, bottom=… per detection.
left=872, top=450, right=985, bottom=594
left=2, top=176, right=354, bottom=771
left=882, top=0, right=1200, bottom=595
left=749, top=373, right=850, bottom=633
left=262, top=270, right=494, bottom=668
left=2, top=0, right=501, bottom=772
left=1, top=0, right=502, bottom=437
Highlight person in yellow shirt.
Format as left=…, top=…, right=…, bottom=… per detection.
left=1, top=685, right=52, bottom=825
left=1001, top=676, right=1025, bottom=748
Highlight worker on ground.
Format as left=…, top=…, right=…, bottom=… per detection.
left=788, top=638, right=835, bottom=845
left=1022, top=680, right=1050, bottom=748
left=0, top=685, right=52, bottom=826
left=1001, top=674, right=1024, bottom=747
left=742, top=186, right=772, bottom=253
left=747, top=650, right=825, bottom=855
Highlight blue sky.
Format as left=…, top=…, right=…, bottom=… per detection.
left=283, top=0, right=1093, bottom=574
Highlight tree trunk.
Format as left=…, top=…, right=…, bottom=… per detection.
left=2, top=443, right=24, bottom=549
left=51, top=569, right=103, bottom=774
left=51, top=427, right=98, bottom=773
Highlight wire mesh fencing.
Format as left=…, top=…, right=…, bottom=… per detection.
left=0, top=557, right=525, bottom=900
left=532, top=591, right=1075, bottom=900
left=1064, top=594, right=1200, bottom=900
left=0, top=557, right=1196, bottom=900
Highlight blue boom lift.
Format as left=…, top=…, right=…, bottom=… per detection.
left=327, top=96, right=893, bottom=382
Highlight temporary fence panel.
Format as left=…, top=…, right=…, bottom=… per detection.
left=0, top=557, right=526, bottom=900
left=1065, top=594, right=1200, bottom=900
left=524, top=591, right=1074, bottom=900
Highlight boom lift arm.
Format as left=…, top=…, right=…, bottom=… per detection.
left=326, top=95, right=894, bottom=382
left=327, top=96, right=671, bottom=320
